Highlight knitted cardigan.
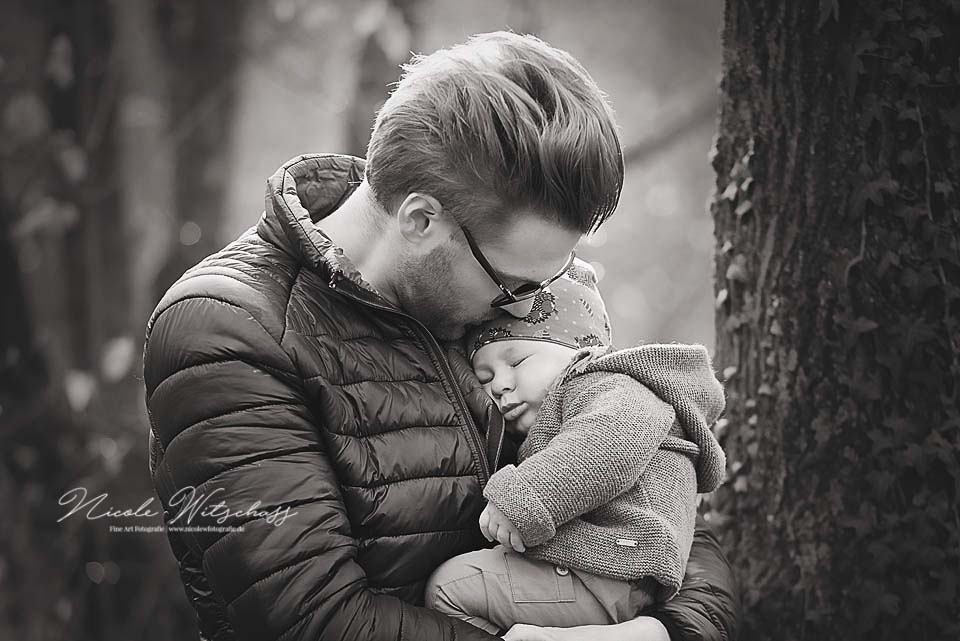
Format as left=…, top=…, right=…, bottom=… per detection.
left=483, top=343, right=726, bottom=600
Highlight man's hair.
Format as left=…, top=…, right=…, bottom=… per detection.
left=365, top=31, right=623, bottom=237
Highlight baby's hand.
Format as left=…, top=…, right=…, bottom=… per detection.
left=479, top=502, right=526, bottom=553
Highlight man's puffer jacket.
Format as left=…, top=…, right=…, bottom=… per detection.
left=142, top=153, right=740, bottom=641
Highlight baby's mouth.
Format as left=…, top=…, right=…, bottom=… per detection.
left=499, top=401, right=527, bottom=422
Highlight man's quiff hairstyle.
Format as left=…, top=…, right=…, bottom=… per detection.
left=365, top=31, right=623, bottom=237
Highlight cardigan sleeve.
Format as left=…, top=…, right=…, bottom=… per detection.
left=483, top=371, right=676, bottom=547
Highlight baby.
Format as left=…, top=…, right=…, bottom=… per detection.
left=425, top=259, right=727, bottom=635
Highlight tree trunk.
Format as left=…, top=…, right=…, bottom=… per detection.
left=0, top=3, right=112, bottom=638
left=345, top=0, right=421, bottom=157
left=708, top=1, right=960, bottom=639
left=154, top=0, right=245, bottom=303
left=1, top=1, right=245, bottom=638
left=110, top=0, right=176, bottom=334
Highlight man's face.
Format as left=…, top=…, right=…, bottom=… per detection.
left=397, top=213, right=580, bottom=342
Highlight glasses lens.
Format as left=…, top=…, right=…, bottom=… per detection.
left=511, top=282, right=542, bottom=297
left=499, top=296, right=537, bottom=319
left=490, top=291, right=516, bottom=308
left=491, top=286, right=539, bottom=309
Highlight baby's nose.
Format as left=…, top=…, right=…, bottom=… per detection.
left=491, top=377, right=514, bottom=397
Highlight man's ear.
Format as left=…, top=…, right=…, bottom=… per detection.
left=396, top=192, right=445, bottom=244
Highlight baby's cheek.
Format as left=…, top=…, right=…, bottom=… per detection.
left=518, top=408, right=538, bottom=434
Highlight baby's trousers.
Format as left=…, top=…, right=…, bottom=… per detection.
left=425, top=545, right=656, bottom=635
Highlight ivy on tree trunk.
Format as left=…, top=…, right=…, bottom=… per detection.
left=708, top=1, right=960, bottom=639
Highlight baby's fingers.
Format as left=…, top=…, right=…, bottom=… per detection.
left=508, top=529, right=526, bottom=553
left=494, top=524, right=513, bottom=549
left=479, top=507, right=493, bottom=542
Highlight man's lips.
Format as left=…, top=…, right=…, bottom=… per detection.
left=500, top=402, right=527, bottom=422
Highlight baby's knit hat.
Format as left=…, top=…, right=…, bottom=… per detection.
left=467, top=258, right=612, bottom=362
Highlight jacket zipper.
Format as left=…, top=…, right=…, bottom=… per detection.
left=328, top=282, right=491, bottom=484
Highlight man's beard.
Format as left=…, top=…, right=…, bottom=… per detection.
left=396, top=243, right=469, bottom=342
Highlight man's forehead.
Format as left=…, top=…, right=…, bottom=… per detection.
left=488, top=215, right=580, bottom=282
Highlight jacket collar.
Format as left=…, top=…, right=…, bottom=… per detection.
left=257, top=153, right=386, bottom=301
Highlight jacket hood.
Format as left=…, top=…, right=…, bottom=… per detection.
left=571, top=343, right=727, bottom=492
left=256, top=153, right=384, bottom=299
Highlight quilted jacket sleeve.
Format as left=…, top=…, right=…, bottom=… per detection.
left=643, top=519, right=741, bottom=641
left=143, top=294, right=497, bottom=641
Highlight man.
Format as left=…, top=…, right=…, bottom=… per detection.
left=143, top=32, right=739, bottom=641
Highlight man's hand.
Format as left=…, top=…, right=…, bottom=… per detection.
left=502, top=623, right=560, bottom=640
left=479, top=501, right=526, bottom=552
left=502, top=618, right=671, bottom=641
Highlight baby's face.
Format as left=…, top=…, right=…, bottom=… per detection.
left=472, top=339, right=578, bottom=436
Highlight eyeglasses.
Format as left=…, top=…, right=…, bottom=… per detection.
left=448, top=213, right=576, bottom=311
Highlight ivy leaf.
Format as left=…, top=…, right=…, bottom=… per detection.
left=893, top=204, right=927, bottom=231
left=901, top=442, right=924, bottom=468
left=786, top=348, right=798, bottom=372
left=851, top=172, right=898, bottom=216
left=935, top=66, right=954, bottom=84
left=878, top=593, right=901, bottom=616
left=850, top=316, right=879, bottom=333
left=903, top=319, right=939, bottom=354
left=726, top=254, right=749, bottom=282
left=838, top=43, right=859, bottom=99
left=934, top=180, right=954, bottom=197
left=897, top=105, right=919, bottom=122
left=868, top=469, right=896, bottom=494
left=715, top=288, right=729, bottom=309
left=897, top=148, right=922, bottom=167
left=721, top=181, right=738, bottom=201
left=879, top=8, right=901, bottom=21
left=859, top=93, right=884, bottom=131
left=925, top=431, right=957, bottom=467
left=877, top=250, right=901, bottom=276
left=813, top=414, right=832, bottom=447
left=818, top=0, right=839, bottom=29
left=909, top=25, right=940, bottom=52
left=844, top=370, right=883, bottom=400
left=941, top=104, right=960, bottom=132
left=723, top=314, right=746, bottom=332
left=855, top=38, right=878, bottom=55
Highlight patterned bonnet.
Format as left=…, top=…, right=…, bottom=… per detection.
left=467, top=258, right=612, bottom=361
